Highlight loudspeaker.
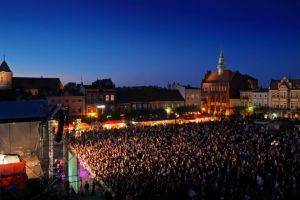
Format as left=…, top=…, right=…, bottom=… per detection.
left=55, top=110, right=65, bottom=143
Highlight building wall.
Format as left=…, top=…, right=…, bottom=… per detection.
left=171, top=83, right=201, bottom=111
left=201, top=82, right=230, bottom=114
left=117, top=101, right=185, bottom=112
left=0, top=71, right=12, bottom=90
left=48, top=96, right=85, bottom=117
left=240, top=90, right=252, bottom=107
left=229, top=98, right=242, bottom=108
left=252, top=92, right=268, bottom=107
left=185, top=88, right=201, bottom=110
left=172, top=84, right=186, bottom=99
left=268, top=77, right=300, bottom=111
left=85, top=88, right=116, bottom=116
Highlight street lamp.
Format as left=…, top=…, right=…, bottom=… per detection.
left=97, top=105, right=106, bottom=119
left=165, top=107, right=171, bottom=119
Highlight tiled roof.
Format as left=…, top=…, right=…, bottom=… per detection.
left=203, top=70, right=237, bottom=83
left=116, top=87, right=184, bottom=103
left=253, top=88, right=268, bottom=92
left=13, top=77, right=62, bottom=90
left=0, top=61, right=12, bottom=72
left=269, top=79, right=300, bottom=90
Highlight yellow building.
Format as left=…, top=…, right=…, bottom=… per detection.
left=48, top=95, right=85, bottom=118
left=269, top=77, right=300, bottom=117
left=201, top=51, right=257, bottom=115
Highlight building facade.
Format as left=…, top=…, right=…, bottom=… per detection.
left=252, top=88, right=268, bottom=108
left=81, top=79, right=116, bottom=118
left=170, top=83, right=201, bottom=111
left=47, top=95, right=85, bottom=118
left=269, top=77, right=300, bottom=114
left=201, top=51, right=257, bottom=115
left=240, top=90, right=253, bottom=107
left=116, top=87, right=185, bottom=113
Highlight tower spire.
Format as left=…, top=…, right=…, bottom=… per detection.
left=3, top=54, right=5, bottom=61
left=217, top=50, right=225, bottom=75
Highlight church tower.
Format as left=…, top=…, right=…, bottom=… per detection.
left=217, top=50, right=226, bottom=75
left=0, top=57, right=13, bottom=90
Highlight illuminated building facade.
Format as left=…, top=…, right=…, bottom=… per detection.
left=0, top=60, right=13, bottom=90
left=81, top=79, right=116, bottom=118
left=240, top=90, right=253, bottom=107
left=240, top=88, right=268, bottom=108
left=252, top=88, right=268, bottom=108
left=201, top=51, right=257, bottom=115
left=268, top=77, right=300, bottom=117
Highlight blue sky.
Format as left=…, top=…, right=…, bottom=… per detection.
left=0, top=0, right=299, bottom=87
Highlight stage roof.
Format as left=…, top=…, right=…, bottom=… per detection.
left=0, top=100, right=49, bottom=123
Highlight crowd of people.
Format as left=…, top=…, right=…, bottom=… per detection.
left=70, top=118, right=299, bottom=200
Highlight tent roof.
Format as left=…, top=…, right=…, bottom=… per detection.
left=0, top=100, right=49, bottom=123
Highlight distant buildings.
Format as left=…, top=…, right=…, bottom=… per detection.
left=240, top=88, right=268, bottom=108
left=252, top=88, right=268, bottom=108
left=0, top=59, right=63, bottom=100
left=170, top=83, right=201, bottom=111
left=116, top=86, right=184, bottom=113
left=2, top=55, right=300, bottom=119
left=268, top=77, right=300, bottom=117
left=80, top=79, right=116, bottom=118
left=201, top=51, right=257, bottom=115
left=47, top=83, right=86, bottom=118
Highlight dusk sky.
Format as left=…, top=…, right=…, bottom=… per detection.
left=0, top=0, right=299, bottom=87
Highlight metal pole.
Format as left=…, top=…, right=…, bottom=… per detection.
left=48, top=121, right=53, bottom=180
left=63, top=108, right=69, bottom=197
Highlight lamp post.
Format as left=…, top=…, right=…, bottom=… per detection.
left=165, top=107, right=171, bottom=119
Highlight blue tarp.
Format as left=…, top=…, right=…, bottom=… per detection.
left=0, top=100, right=49, bottom=123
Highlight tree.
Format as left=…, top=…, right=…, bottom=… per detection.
left=64, top=82, right=79, bottom=95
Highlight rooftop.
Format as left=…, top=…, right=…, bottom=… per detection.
left=116, top=86, right=184, bottom=103
left=13, top=77, right=62, bottom=90
left=0, top=60, right=12, bottom=72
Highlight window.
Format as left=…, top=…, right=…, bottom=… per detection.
left=87, top=107, right=91, bottom=113
left=105, top=95, right=109, bottom=102
left=132, top=104, right=136, bottom=110
left=110, top=95, right=115, bottom=101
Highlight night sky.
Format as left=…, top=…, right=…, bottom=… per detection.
left=0, top=0, right=299, bottom=87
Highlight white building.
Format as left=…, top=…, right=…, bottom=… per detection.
left=252, top=88, right=268, bottom=108
left=170, top=83, right=201, bottom=111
